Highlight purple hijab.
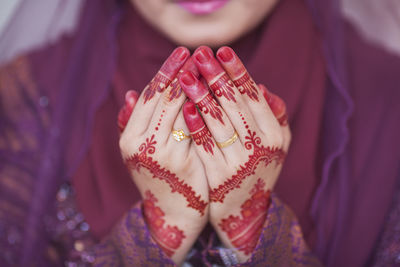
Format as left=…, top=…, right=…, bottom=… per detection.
left=0, top=0, right=399, bottom=266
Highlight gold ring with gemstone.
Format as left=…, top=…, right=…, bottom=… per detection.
left=216, top=131, right=238, bottom=148
left=172, top=129, right=191, bottom=142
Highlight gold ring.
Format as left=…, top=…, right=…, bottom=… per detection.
left=172, top=129, right=191, bottom=142
left=216, top=131, right=238, bottom=148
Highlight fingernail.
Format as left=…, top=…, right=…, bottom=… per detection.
left=180, top=71, right=196, bottom=86
left=184, top=101, right=197, bottom=116
left=195, top=48, right=211, bottom=64
left=217, top=47, right=234, bottom=63
left=183, top=101, right=204, bottom=132
left=182, top=57, right=200, bottom=78
left=125, top=90, right=137, bottom=106
left=271, top=93, right=286, bottom=113
left=172, top=47, right=189, bottom=61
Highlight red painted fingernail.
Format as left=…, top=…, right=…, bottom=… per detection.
left=125, top=90, right=138, bottom=107
left=194, top=47, right=225, bottom=81
left=195, top=48, right=212, bottom=64
left=172, top=47, right=189, bottom=61
left=181, top=57, right=200, bottom=78
left=217, top=47, right=234, bottom=63
left=183, top=101, right=204, bottom=132
left=180, top=71, right=196, bottom=86
left=185, top=101, right=197, bottom=116
left=180, top=71, right=210, bottom=103
left=271, top=93, right=286, bottom=114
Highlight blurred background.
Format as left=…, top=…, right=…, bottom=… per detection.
left=0, top=0, right=21, bottom=36
left=0, top=0, right=399, bottom=64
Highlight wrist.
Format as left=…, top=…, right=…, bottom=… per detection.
left=141, top=193, right=207, bottom=264
left=209, top=180, right=271, bottom=262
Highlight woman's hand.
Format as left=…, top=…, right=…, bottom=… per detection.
left=118, top=47, right=209, bottom=265
left=180, top=46, right=291, bottom=262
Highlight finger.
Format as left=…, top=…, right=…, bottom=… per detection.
left=126, top=47, right=190, bottom=135
left=259, top=84, right=288, bottom=127
left=216, top=47, right=278, bottom=134
left=183, top=101, right=225, bottom=165
left=167, top=57, right=199, bottom=102
left=118, top=90, right=138, bottom=133
left=259, top=84, right=291, bottom=151
left=147, top=58, right=199, bottom=144
left=168, top=108, right=191, bottom=147
left=193, top=46, right=260, bottom=144
left=216, top=46, right=260, bottom=101
left=180, top=71, right=242, bottom=160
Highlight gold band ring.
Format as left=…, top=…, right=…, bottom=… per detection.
left=172, top=129, right=191, bottom=142
left=216, top=131, right=238, bottom=149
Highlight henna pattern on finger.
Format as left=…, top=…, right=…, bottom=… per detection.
left=197, top=94, right=224, bottom=125
left=233, top=72, right=259, bottom=102
left=210, top=113, right=285, bottom=203
left=168, top=74, right=183, bottom=102
left=144, top=190, right=186, bottom=257
left=191, top=125, right=215, bottom=155
left=126, top=135, right=208, bottom=215
left=219, top=179, right=270, bottom=255
left=143, top=72, right=171, bottom=104
left=210, top=73, right=236, bottom=103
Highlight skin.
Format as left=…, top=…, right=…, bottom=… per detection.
left=119, top=47, right=290, bottom=264
left=119, top=0, right=291, bottom=265
left=120, top=47, right=209, bottom=264
left=182, top=46, right=290, bottom=261
left=129, top=0, right=279, bottom=49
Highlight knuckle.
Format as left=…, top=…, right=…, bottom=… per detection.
left=219, top=98, right=245, bottom=117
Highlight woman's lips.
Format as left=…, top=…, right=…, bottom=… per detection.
left=177, top=0, right=229, bottom=15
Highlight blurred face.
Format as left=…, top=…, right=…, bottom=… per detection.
left=130, top=0, right=279, bottom=49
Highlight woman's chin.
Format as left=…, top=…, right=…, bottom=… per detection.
left=160, top=21, right=247, bottom=49
left=168, top=32, right=238, bottom=50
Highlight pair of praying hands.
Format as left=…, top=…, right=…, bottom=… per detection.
left=118, top=46, right=291, bottom=265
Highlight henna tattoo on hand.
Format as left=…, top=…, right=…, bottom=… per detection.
left=154, top=110, right=165, bottom=131
left=142, top=47, right=189, bottom=104
left=218, top=179, right=270, bottom=255
left=210, top=130, right=284, bottom=202
left=167, top=74, right=183, bottom=102
left=233, top=72, right=259, bottom=102
left=144, top=190, right=186, bottom=257
left=191, top=125, right=215, bottom=155
left=168, top=57, right=199, bottom=102
left=143, top=72, right=171, bottom=104
left=210, top=113, right=285, bottom=202
left=183, top=100, right=215, bottom=155
left=197, top=94, right=224, bottom=125
left=126, top=135, right=208, bottom=215
left=210, top=73, right=236, bottom=102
